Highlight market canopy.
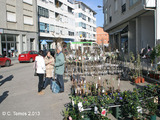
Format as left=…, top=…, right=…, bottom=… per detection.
left=71, top=42, right=93, bottom=44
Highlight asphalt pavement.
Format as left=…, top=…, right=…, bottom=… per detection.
left=0, top=63, right=71, bottom=120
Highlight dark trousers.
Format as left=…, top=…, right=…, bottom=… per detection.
left=56, top=74, right=64, bottom=92
left=37, top=74, right=44, bottom=92
left=44, top=77, right=52, bottom=89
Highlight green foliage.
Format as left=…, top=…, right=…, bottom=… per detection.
left=65, top=84, right=160, bottom=119
left=150, top=44, right=160, bottom=63
left=150, top=47, right=156, bottom=63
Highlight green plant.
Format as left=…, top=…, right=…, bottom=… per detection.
left=150, top=44, right=160, bottom=64
left=150, top=47, right=156, bottom=64
left=120, top=90, right=141, bottom=119
left=132, top=54, right=142, bottom=79
left=146, top=98, right=158, bottom=115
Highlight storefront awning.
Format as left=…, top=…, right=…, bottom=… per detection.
left=41, top=40, right=47, bottom=45
left=109, top=25, right=128, bottom=35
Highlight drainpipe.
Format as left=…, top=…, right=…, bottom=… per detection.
left=143, top=0, right=157, bottom=47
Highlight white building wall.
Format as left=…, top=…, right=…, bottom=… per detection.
left=37, top=0, right=76, bottom=42
left=74, top=3, right=97, bottom=42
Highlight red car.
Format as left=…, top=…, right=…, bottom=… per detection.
left=0, top=54, right=11, bottom=67
left=18, top=51, right=38, bottom=63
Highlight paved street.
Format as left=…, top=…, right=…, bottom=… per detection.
left=0, top=63, right=71, bottom=120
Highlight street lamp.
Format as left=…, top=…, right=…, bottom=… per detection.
left=97, top=5, right=102, bottom=8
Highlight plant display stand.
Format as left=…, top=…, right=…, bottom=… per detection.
left=111, top=105, right=121, bottom=119
left=150, top=114, right=156, bottom=120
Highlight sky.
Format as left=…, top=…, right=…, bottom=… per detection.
left=79, top=0, right=104, bottom=27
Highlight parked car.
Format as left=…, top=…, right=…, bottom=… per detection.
left=0, top=54, right=11, bottom=67
left=18, top=51, right=38, bottom=63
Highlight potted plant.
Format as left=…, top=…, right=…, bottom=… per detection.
left=146, top=98, right=158, bottom=120
left=132, top=54, right=143, bottom=83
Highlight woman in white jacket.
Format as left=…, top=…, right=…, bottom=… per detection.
left=35, top=50, right=46, bottom=95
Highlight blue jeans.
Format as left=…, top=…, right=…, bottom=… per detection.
left=44, top=77, right=52, bottom=89
left=56, top=74, right=64, bottom=92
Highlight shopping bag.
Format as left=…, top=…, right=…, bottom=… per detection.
left=51, top=81, right=60, bottom=93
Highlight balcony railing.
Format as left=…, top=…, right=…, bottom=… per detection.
left=122, top=3, right=126, bottom=13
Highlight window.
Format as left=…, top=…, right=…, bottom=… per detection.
left=50, top=11, right=55, bottom=19
left=88, top=17, right=91, bottom=22
left=114, top=0, right=118, bottom=11
left=129, top=0, right=138, bottom=6
left=50, top=24, right=54, bottom=32
left=55, top=12, right=60, bottom=21
left=7, top=12, right=16, bottom=22
left=68, top=31, right=74, bottom=36
left=81, top=4, right=85, bottom=11
left=49, top=0, right=54, bottom=3
left=68, top=6, right=73, bottom=14
left=121, top=0, right=126, bottom=5
left=122, top=3, right=126, bottom=13
left=104, top=8, right=108, bottom=25
left=93, top=27, right=96, bottom=32
left=39, top=22, right=49, bottom=33
left=68, top=0, right=74, bottom=4
left=23, top=0, right=32, bottom=5
left=79, top=13, right=86, bottom=20
left=38, top=6, right=49, bottom=18
left=79, top=31, right=86, bottom=38
left=24, top=16, right=33, bottom=25
left=55, top=0, right=63, bottom=8
left=93, top=20, right=96, bottom=24
left=55, top=26, right=60, bottom=34
left=79, top=22, right=86, bottom=29
left=109, top=6, right=112, bottom=22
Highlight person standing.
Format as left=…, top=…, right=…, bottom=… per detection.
left=55, top=44, right=65, bottom=93
left=35, top=50, right=46, bottom=95
left=44, top=51, right=54, bottom=89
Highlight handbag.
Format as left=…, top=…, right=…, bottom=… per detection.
left=51, top=81, right=60, bottom=93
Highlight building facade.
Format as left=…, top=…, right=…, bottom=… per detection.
left=96, top=27, right=109, bottom=46
left=37, top=0, right=75, bottom=50
left=103, top=0, right=159, bottom=55
left=0, top=0, right=38, bottom=57
left=74, top=1, right=97, bottom=42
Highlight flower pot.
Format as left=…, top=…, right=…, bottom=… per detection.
left=141, top=77, right=145, bottom=83
left=150, top=114, right=156, bottom=120
left=134, top=77, right=140, bottom=83
left=150, top=74, right=154, bottom=78
left=155, top=74, right=159, bottom=80
left=134, top=78, right=139, bottom=83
